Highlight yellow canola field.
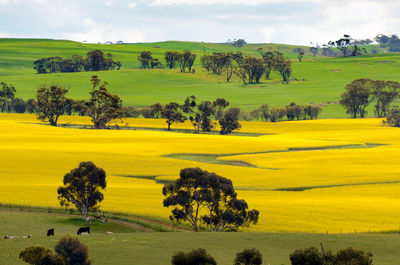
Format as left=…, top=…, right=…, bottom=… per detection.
left=0, top=114, right=400, bottom=233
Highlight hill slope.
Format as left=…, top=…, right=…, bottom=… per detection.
left=1, top=38, right=400, bottom=118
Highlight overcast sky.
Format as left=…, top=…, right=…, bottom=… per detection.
left=0, top=0, right=399, bottom=45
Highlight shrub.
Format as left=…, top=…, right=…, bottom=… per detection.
left=55, top=236, right=91, bottom=265
left=171, top=248, right=217, bottom=265
left=124, top=106, right=141, bottom=118
left=270, top=107, right=286, bottom=122
left=304, top=105, right=322, bottom=119
left=385, top=106, right=400, bottom=127
left=11, top=98, right=26, bottom=113
left=335, top=247, right=372, bottom=265
left=290, top=247, right=326, bottom=265
left=234, top=248, right=263, bottom=265
left=239, top=109, right=252, bottom=121
left=19, top=246, right=64, bottom=265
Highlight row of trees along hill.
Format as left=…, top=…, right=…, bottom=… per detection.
left=249, top=103, right=322, bottom=122
left=2, top=80, right=322, bottom=128
left=201, top=50, right=292, bottom=84
left=340, top=79, right=400, bottom=119
left=34, top=50, right=122, bottom=74
left=142, top=96, right=241, bottom=135
left=171, top=246, right=372, bottom=265
left=138, top=50, right=196, bottom=72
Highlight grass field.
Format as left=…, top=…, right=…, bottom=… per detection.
left=1, top=39, right=400, bottom=117
left=1, top=209, right=400, bottom=265
left=0, top=114, right=400, bottom=233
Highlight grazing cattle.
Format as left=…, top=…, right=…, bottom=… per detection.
left=22, top=235, right=32, bottom=239
left=4, top=235, right=17, bottom=239
left=77, top=226, right=90, bottom=235
left=47, top=228, right=54, bottom=236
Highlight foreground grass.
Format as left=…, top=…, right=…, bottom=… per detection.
left=1, top=210, right=400, bottom=265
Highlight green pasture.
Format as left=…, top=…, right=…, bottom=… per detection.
left=1, top=210, right=400, bottom=265
left=1, top=38, right=400, bottom=118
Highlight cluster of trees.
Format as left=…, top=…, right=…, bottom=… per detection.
left=225, top=38, right=247, bottom=48
left=171, top=246, right=372, bottom=265
left=246, top=103, right=322, bottom=122
left=375, top=34, right=400, bottom=52
left=163, top=167, right=259, bottom=232
left=340, top=79, right=400, bottom=118
left=139, top=96, right=240, bottom=135
left=35, top=75, right=124, bottom=128
left=20, top=236, right=91, bottom=265
left=34, top=50, right=122, bottom=74
left=0, top=82, right=33, bottom=113
left=201, top=50, right=292, bottom=84
left=138, top=50, right=196, bottom=72
left=324, top=34, right=368, bottom=57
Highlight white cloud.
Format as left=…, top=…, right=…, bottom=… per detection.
left=128, top=2, right=137, bottom=8
left=106, top=0, right=116, bottom=6
left=146, top=0, right=323, bottom=6
left=61, top=26, right=146, bottom=43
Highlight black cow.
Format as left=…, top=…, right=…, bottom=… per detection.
left=47, top=228, right=54, bottom=236
left=77, top=227, right=90, bottom=235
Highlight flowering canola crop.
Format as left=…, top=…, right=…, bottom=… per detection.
left=0, top=114, right=400, bottom=233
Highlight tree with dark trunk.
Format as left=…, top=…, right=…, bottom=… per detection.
left=36, top=85, right=69, bottom=126
left=371, top=80, right=400, bottom=117
left=0, top=82, right=16, bottom=112
left=219, top=107, right=241, bottom=135
left=161, top=102, right=186, bottom=131
left=57, top=161, right=106, bottom=222
left=213, top=98, right=229, bottom=120
left=76, top=75, right=125, bottom=129
left=273, top=53, right=292, bottom=83
left=340, top=79, right=372, bottom=118
left=165, top=51, right=180, bottom=69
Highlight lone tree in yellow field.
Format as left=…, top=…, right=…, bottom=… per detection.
left=74, top=75, right=124, bottom=129
left=57, top=161, right=107, bottom=222
left=163, top=167, right=259, bottom=232
left=36, top=85, right=69, bottom=126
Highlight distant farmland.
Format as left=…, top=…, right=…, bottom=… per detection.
left=1, top=38, right=400, bottom=118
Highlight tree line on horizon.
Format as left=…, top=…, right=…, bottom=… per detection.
left=34, top=50, right=122, bottom=74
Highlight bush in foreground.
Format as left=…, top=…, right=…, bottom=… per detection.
left=234, top=248, right=263, bottom=265
left=55, top=236, right=91, bottom=265
left=290, top=246, right=372, bottom=265
left=172, top=248, right=217, bottom=265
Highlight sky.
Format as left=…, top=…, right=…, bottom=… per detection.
left=0, top=0, right=399, bottom=45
